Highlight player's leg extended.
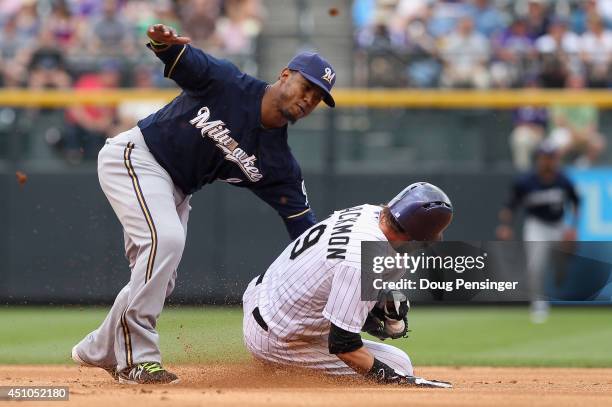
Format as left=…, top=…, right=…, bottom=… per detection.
left=362, top=339, right=414, bottom=376
left=242, top=286, right=353, bottom=374
left=73, top=229, right=141, bottom=368
left=82, top=127, right=187, bottom=372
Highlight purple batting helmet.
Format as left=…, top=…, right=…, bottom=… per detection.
left=388, top=182, right=453, bottom=241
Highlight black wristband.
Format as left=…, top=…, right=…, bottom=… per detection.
left=365, top=358, right=401, bottom=383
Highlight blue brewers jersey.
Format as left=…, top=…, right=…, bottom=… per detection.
left=138, top=44, right=314, bottom=238
left=508, top=172, right=580, bottom=223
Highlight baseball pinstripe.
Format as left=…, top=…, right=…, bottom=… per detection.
left=243, top=205, right=413, bottom=375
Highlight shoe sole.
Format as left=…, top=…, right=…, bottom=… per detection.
left=118, top=377, right=181, bottom=385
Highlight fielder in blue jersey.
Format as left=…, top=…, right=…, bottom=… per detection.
left=496, top=141, right=580, bottom=323
left=71, top=24, right=337, bottom=384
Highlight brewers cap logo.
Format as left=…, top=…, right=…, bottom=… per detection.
left=321, top=67, right=335, bottom=85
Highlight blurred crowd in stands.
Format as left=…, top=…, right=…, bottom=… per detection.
left=353, top=0, right=611, bottom=168
left=0, top=0, right=263, bottom=163
left=353, top=0, right=612, bottom=89
left=0, top=0, right=609, bottom=169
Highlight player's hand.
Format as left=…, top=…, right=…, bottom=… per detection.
left=147, top=24, right=191, bottom=45
left=496, top=224, right=513, bottom=241
left=369, top=366, right=452, bottom=388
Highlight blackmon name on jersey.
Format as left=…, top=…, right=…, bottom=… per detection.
left=253, top=204, right=387, bottom=340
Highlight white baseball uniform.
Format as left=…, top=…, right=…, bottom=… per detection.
left=242, top=204, right=414, bottom=376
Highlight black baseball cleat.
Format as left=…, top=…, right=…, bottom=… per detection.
left=118, top=362, right=180, bottom=385
left=71, top=346, right=119, bottom=381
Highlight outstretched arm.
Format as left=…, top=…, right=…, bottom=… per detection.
left=147, top=24, right=191, bottom=47
left=252, top=179, right=316, bottom=240
left=329, top=325, right=451, bottom=388
left=146, top=24, right=238, bottom=93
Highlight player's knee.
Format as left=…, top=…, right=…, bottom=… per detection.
left=385, top=346, right=414, bottom=376
left=156, top=226, right=186, bottom=257
left=398, top=351, right=414, bottom=376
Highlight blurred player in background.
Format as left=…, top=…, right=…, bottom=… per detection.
left=242, top=182, right=453, bottom=387
left=71, top=23, right=336, bottom=384
left=496, top=141, right=580, bottom=323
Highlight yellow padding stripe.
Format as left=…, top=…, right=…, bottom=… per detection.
left=287, top=208, right=311, bottom=219
left=3, top=89, right=612, bottom=109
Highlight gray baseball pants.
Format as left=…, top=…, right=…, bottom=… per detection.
left=73, top=126, right=191, bottom=371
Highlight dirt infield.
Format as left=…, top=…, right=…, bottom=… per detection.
left=1, top=364, right=611, bottom=407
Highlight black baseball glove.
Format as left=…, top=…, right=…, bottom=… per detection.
left=362, top=290, right=409, bottom=340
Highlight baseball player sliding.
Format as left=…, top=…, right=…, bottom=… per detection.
left=243, top=183, right=454, bottom=387
left=71, top=24, right=336, bottom=384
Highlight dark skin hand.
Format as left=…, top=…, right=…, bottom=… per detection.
left=147, top=24, right=191, bottom=45
left=146, top=23, right=325, bottom=129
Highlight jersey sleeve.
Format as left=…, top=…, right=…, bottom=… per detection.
left=147, top=43, right=241, bottom=93
left=251, top=179, right=316, bottom=240
left=322, top=265, right=373, bottom=333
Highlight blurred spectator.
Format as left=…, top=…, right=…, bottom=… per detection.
left=596, top=0, right=612, bottom=28
left=124, top=0, right=182, bottom=41
left=0, top=0, right=22, bottom=23
left=396, top=0, right=429, bottom=23
left=570, top=0, right=600, bottom=35
left=509, top=79, right=548, bottom=171
left=26, top=28, right=71, bottom=90
left=216, top=0, right=263, bottom=55
left=355, top=1, right=404, bottom=87
left=579, top=16, right=612, bottom=88
left=549, top=73, right=606, bottom=166
left=491, top=18, right=537, bottom=87
left=0, top=18, right=32, bottom=87
left=535, top=18, right=580, bottom=87
left=13, top=0, right=40, bottom=44
left=439, top=16, right=491, bottom=88
left=178, top=0, right=221, bottom=50
left=426, top=0, right=470, bottom=38
left=113, top=64, right=165, bottom=135
left=356, top=0, right=401, bottom=49
left=403, top=18, right=441, bottom=87
left=43, top=0, right=84, bottom=54
left=62, top=61, right=121, bottom=163
left=466, top=0, right=508, bottom=37
left=87, top=0, right=135, bottom=57
left=72, top=0, right=102, bottom=19
left=524, top=0, right=551, bottom=40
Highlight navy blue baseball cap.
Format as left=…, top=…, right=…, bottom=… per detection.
left=287, top=52, right=336, bottom=107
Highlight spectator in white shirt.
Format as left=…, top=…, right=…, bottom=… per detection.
left=439, top=15, right=491, bottom=88
left=580, top=16, right=612, bottom=87
left=535, top=18, right=580, bottom=87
